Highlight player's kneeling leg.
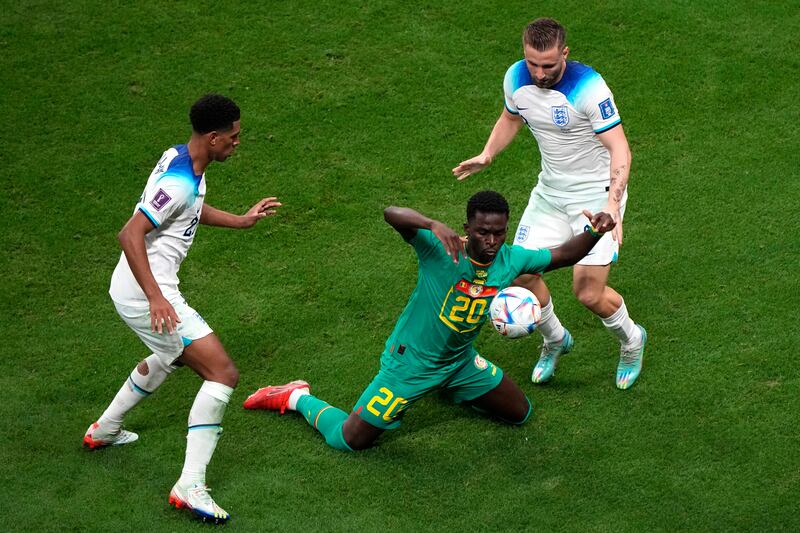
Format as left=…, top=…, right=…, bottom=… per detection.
left=467, top=375, right=533, bottom=426
left=295, top=395, right=359, bottom=451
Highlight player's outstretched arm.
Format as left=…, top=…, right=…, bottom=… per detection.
left=200, top=197, right=282, bottom=229
left=545, top=210, right=616, bottom=272
left=384, top=207, right=463, bottom=263
left=118, top=212, right=181, bottom=334
left=452, top=109, right=523, bottom=181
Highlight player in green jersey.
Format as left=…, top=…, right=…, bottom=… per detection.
left=244, top=190, right=615, bottom=451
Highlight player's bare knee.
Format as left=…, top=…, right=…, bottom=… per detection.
left=137, top=360, right=150, bottom=375
left=513, top=273, right=540, bottom=291
left=574, top=285, right=602, bottom=309
left=209, top=359, right=238, bottom=388
left=345, top=431, right=376, bottom=451
left=509, top=397, right=533, bottom=425
left=223, top=363, right=239, bottom=388
left=342, top=416, right=380, bottom=450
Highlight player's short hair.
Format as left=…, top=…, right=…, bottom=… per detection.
left=467, top=190, right=510, bottom=222
left=189, top=94, right=240, bottom=134
left=523, top=18, right=566, bottom=51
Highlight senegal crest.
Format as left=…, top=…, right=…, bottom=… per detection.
left=469, top=284, right=484, bottom=297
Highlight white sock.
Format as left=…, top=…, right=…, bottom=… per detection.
left=600, top=299, right=642, bottom=348
left=288, top=387, right=310, bottom=411
left=179, top=381, right=233, bottom=487
left=537, top=299, right=566, bottom=345
left=98, top=354, right=175, bottom=433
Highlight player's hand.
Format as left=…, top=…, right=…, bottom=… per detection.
left=149, top=294, right=181, bottom=335
left=241, top=197, right=282, bottom=228
left=431, top=221, right=463, bottom=263
left=452, top=153, right=492, bottom=181
left=582, top=209, right=616, bottom=235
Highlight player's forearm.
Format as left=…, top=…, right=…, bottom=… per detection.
left=200, top=204, right=246, bottom=228
left=481, top=112, right=523, bottom=160
left=607, top=149, right=631, bottom=207
left=383, top=207, right=436, bottom=231
left=118, top=229, right=163, bottom=300
left=546, top=231, right=602, bottom=271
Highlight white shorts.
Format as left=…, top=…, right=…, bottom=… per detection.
left=114, top=298, right=214, bottom=365
left=513, top=188, right=626, bottom=266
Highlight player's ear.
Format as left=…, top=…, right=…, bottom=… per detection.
left=562, top=46, right=570, bottom=59
left=208, top=131, right=218, bottom=146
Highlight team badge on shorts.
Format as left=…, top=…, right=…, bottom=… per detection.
left=150, top=189, right=172, bottom=211
left=599, top=98, right=616, bottom=119
left=515, top=225, right=530, bottom=243
left=474, top=355, right=488, bottom=370
left=551, top=106, right=570, bottom=127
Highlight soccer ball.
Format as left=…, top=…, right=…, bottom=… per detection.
left=489, top=286, right=542, bottom=338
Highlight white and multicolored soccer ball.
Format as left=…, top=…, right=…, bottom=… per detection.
left=489, top=286, right=542, bottom=338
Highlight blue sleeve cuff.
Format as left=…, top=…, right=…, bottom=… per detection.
left=138, top=206, right=159, bottom=228
left=594, top=119, right=621, bottom=134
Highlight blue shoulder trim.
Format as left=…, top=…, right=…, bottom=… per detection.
left=551, top=61, right=601, bottom=106
left=508, top=60, right=533, bottom=93
left=167, top=144, right=202, bottom=193
left=138, top=206, right=159, bottom=228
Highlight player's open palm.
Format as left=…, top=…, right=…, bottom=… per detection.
left=242, top=197, right=282, bottom=228
left=452, top=153, right=492, bottom=181
left=431, top=221, right=463, bottom=263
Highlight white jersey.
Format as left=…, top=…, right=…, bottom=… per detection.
left=110, top=144, right=206, bottom=307
left=503, top=60, right=621, bottom=198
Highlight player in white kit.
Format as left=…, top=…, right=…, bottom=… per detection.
left=453, top=18, right=647, bottom=389
left=83, top=94, right=281, bottom=523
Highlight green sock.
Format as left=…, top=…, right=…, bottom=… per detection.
left=296, top=394, right=353, bottom=451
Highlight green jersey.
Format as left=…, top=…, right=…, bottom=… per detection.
left=383, top=229, right=551, bottom=367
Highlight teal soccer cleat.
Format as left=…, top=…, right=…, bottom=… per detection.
left=531, top=329, right=574, bottom=384
left=616, top=325, right=647, bottom=390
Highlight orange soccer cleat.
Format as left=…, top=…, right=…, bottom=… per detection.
left=242, top=380, right=310, bottom=413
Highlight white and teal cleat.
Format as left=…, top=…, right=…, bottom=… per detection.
left=169, top=482, right=230, bottom=524
left=531, top=329, right=574, bottom=384
left=616, top=325, right=647, bottom=390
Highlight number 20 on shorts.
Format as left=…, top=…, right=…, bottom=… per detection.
left=367, top=387, right=408, bottom=422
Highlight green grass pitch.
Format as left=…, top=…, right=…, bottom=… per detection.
left=1, top=1, right=798, bottom=531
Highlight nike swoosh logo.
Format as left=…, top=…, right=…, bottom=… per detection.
left=517, top=106, right=529, bottom=110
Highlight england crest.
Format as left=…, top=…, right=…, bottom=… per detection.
left=515, top=224, right=530, bottom=243
left=551, top=106, right=569, bottom=127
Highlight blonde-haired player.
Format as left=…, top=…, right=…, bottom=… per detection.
left=454, top=18, right=646, bottom=389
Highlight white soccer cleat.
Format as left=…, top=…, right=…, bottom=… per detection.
left=169, top=481, right=230, bottom=524
left=83, top=421, right=139, bottom=450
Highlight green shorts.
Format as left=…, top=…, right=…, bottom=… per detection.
left=353, top=349, right=504, bottom=430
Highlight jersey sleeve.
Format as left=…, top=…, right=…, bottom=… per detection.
left=576, top=73, right=622, bottom=134
left=503, top=63, right=519, bottom=115
left=503, top=60, right=533, bottom=115
left=511, top=246, right=552, bottom=275
left=136, top=175, right=195, bottom=228
left=408, top=228, right=445, bottom=262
